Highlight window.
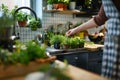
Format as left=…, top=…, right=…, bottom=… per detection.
left=14, top=0, right=30, bottom=13
left=15, top=0, right=30, bottom=7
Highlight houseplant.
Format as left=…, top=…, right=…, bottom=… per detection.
left=0, top=41, right=56, bottom=78
left=16, top=11, right=29, bottom=27
left=27, top=17, right=42, bottom=31
left=49, top=35, right=64, bottom=49
left=1, top=4, right=28, bottom=27
left=47, top=0, right=55, bottom=10
left=1, top=4, right=18, bottom=16
left=62, top=37, right=71, bottom=49
left=0, top=13, right=14, bottom=41
left=0, top=13, right=14, bottom=51
left=52, top=0, right=70, bottom=10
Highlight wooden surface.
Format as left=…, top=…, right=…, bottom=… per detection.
left=44, top=10, right=87, bottom=14
left=0, top=56, right=56, bottom=79
left=47, top=44, right=104, bottom=56
left=3, top=60, right=108, bottom=80
left=55, top=60, right=108, bottom=80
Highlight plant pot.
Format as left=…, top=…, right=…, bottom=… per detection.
left=53, top=3, right=67, bottom=11
left=54, top=42, right=60, bottom=49
left=63, top=44, right=70, bottom=49
left=18, top=20, right=27, bottom=27
left=69, top=2, right=76, bottom=10
left=0, top=27, right=13, bottom=41
left=47, top=4, right=53, bottom=10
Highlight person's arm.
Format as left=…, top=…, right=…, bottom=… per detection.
left=94, top=5, right=108, bottom=26
left=66, top=5, right=108, bottom=37
left=66, top=18, right=97, bottom=36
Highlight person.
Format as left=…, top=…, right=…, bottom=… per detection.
left=66, top=0, right=120, bottom=80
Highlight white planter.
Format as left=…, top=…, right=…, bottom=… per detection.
left=47, top=4, right=53, bottom=10
left=69, top=2, right=76, bottom=10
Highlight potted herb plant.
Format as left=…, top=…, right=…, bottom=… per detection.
left=69, top=37, right=79, bottom=49
left=49, top=35, right=64, bottom=49
left=47, top=0, right=56, bottom=10
left=1, top=4, right=27, bottom=27
left=0, top=13, right=14, bottom=40
left=53, top=0, right=69, bottom=10
left=27, top=17, right=42, bottom=31
left=69, top=37, right=85, bottom=49
left=78, top=38, right=85, bottom=48
left=16, top=11, right=28, bottom=27
left=0, top=12, right=14, bottom=41
left=62, top=37, right=71, bottom=49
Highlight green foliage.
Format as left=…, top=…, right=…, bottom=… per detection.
left=16, top=11, right=28, bottom=21
left=26, top=41, right=47, bottom=60
left=58, top=0, right=70, bottom=4
left=0, top=13, right=14, bottom=28
left=47, top=0, right=70, bottom=5
left=0, top=41, right=47, bottom=65
left=61, top=37, right=70, bottom=45
left=27, top=18, right=42, bottom=31
left=1, top=4, right=18, bottom=17
left=1, top=4, right=9, bottom=14
left=69, top=37, right=85, bottom=48
left=49, top=35, right=65, bottom=45
left=85, top=0, right=92, bottom=8
left=38, top=60, right=71, bottom=80
left=17, top=50, right=30, bottom=64
left=0, top=49, right=13, bottom=65
left=49, top=34, right=85, bottom=49
left=70, top=0, right=77, bottom=2
left=47, top=0, right=58, bottom=4
left=69, top=37, right=79, bottom=48
left=0, top=4, right=15, bottom=28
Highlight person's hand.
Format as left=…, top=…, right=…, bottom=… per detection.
left=66, top=28, right=76, bottom=37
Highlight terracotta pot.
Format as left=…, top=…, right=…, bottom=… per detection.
left=63, top=44, right=70, bottom=49
left=18, top=20, right=27, bottom=27
left=53, top=3, right=67, bottom=11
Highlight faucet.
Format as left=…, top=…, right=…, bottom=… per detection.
left=13, top=6, right=38, bottom=39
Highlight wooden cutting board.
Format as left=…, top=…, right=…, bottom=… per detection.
left=84, top=43, right=104, bottom=51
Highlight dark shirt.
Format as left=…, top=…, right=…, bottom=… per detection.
left=94, top=0, right=120, bottom=26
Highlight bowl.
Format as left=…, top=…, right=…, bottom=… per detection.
left=88, top=35, right=103, bottom=44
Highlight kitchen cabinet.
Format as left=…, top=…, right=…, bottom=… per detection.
left=56, top=49, right=103, bottom=74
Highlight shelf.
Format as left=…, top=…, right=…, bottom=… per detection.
left=44, top=10, right=88, bottom=18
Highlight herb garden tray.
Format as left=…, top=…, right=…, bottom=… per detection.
left=0, top=56, right=56, bottom=79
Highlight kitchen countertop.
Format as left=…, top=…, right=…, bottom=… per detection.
left=6, top=60, right=108, bottom=80
left=46, top=44, right=104, bottom=56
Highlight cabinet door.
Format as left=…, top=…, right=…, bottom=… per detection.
left=56, top=50, right=103, bottom=74
left=88, top=50, right=103, bottom=74
left=63, top=53, right=88, bottom=69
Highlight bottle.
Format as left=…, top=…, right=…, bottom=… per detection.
left=43, top=30, right=49, bottom=46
